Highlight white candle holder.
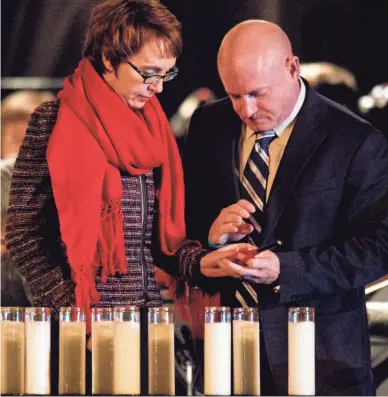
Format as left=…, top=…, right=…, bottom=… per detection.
left=233, top=307, right=260, bottom=396
left=148, top=307, right=175, bottom=396
left=1, top=307, right=25, bottom=395
left=288, top=307, right=315, bottom=396
left=113, top=306, right=140, bottom=396
left=91, top=307, right=114, bottom=395
left=59, top=307, right=86, bottom=395
left=25, top=307, right=51, bottom=395
left=204, top=306, right=231, bottom=396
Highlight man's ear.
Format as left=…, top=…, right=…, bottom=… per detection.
left=286, top=56, right=300, bottom=81
left=102, top=53, right=114, bottom=72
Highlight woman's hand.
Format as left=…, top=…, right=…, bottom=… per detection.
left=200, top=244, right=280, bottom=284
left=200, top=243, right=255, bottom=278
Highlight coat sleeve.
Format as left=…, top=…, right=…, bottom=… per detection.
left=278, top=128, right=388, bottom=303
left=5, top=101, right=76, bottom=317
left=151, top=227, right=226, bottom=295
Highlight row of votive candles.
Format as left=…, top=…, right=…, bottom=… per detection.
left=1, top=305, right=315, bottom=396
left=204, top=306, right=315, bottom=396
left=0, top=306, right=175, bottom=396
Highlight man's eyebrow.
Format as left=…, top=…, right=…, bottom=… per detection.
left=227, top=87, right=270, bottom=97
left=226, top=91, right=240, bottom=97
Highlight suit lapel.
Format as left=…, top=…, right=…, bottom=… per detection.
left=261, top=85, right=328, bottom=244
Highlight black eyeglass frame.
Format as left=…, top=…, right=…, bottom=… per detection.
left=126, top=60, right=179, bottom=84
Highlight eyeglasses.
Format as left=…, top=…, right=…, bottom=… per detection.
left=126, top=60, right=179, bottom=85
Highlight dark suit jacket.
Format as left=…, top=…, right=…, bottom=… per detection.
left=183, top=83, right=388, bottom=395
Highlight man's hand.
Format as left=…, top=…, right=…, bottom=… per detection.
left=208, top=199, right=256, bottom=245
left=200, top=243, right=256, bottom=278
left=219, top=249, right=280, bottom=284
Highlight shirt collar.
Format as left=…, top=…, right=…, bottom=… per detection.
left=245, top=78, right=306, bottom=139
left=273, top=78, right=306, bottom=136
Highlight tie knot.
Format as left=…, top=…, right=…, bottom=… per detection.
left=255, top=130, right=277, bottom=150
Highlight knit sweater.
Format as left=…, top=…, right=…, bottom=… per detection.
left=6, top=100, right=207, bottom=318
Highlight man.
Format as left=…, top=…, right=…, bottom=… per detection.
left=183, top=20, right=388, bottom=395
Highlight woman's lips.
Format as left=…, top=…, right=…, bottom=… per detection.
left=139, top=95, right=152, bottom=101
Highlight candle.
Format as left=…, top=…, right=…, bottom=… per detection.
left=114, top=306, right=141, bottom=395
left=233, top=307, right=260, bottom=396
left=148, top=307, right=175, bottom=396
left=0, top=307, right=25, bottom=395
left=59, top=307, right=86, bottom=395
left=25, top=308, right=51, bottom=395
left=92, top=308, right=114, bottom=395
left=288, top=307, right=315, bottom=396
left=204, top=307, right=231, bottom=396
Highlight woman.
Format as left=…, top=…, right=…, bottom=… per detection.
left=6, top=0, right=245, bottom=329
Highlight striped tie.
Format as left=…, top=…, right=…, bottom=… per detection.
left=236, top=130, right=277, bottom=308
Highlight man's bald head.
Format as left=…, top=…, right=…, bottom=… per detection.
left=217, top=20, right=301, bottom=131
left=218, top=20, right=293, bottom=73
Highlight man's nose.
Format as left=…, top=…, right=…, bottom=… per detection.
left=239, top=97, right=256, bottom=119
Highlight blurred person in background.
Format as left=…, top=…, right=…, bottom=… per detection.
left=5, top=0, right=252, bottom=393
left=359, top=83, right=388, bottom=137
left=300, top=62, right=360, bottom=115
left=169, top=87, right=216, bottom=151
left=1, top=90, right=55, bottom=160
left=1, top=90, right=53, bottom=306
left=1, top=159, right=32, bottom=306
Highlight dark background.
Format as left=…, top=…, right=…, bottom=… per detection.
left=2, top=0, right=388, bottom=117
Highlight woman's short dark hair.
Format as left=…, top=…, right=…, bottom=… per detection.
left=83, top=0, right=182, bottom=74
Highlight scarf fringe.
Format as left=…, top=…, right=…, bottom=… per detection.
left=154, top=269, right=220, bottom=339
left=95, top=199, right=127, bottom=282
left=74, top=270, right=100, bottom=333
left=184, top=285, right=220, bottom=339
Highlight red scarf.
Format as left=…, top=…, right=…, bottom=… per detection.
left=47, top=59, right=186, bottom=321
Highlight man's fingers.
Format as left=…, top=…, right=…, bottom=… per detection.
left=213, top=221, right=253, bottom=238
left=220, top=258, right=276, bottom=280
left=242, top=275, right=261, bottom=283
left=209, top=201, right=256, bottom=246
left=247, top=256, right=275, bottom=268
left=221, top=204, right=252, bottom=219
left=216, top=224, right=239, bottom=235
left=237, top=222, right=254, bottom=234
left=242, top=275, right=274, bottom=284
left=236, top=199, right=256, bottom=214
left=223, top=214, right=245, bottom=225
